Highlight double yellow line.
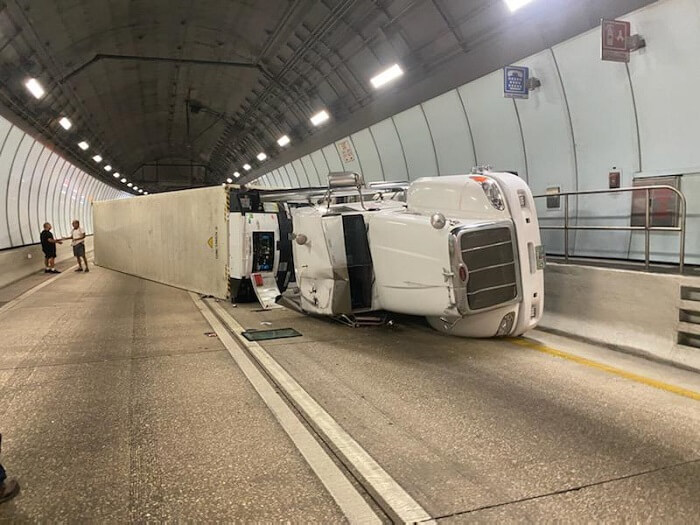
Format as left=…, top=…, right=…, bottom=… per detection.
left=509, top=337, right=700, bottom=402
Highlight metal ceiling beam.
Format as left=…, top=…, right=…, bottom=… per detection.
left=61, top=53, right=262, bottom=82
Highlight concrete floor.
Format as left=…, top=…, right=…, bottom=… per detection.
left=222, top=303, right=700, bottom=522
left=0, top=266, right=344, bottom=522
left=0, top=265, right=699, bottom=522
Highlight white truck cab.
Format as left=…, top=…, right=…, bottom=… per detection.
left=286, top=169, right=544, bottom=338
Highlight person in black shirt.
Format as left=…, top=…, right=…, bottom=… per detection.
left=40, top=222, right=62, bottom=274
left=0, top=434, right=19, bottom=504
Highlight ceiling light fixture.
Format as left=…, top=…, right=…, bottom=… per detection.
left=243, top=164, right=252, bottom=171
left=127, top=182, right=133, bottom=187
left=257, top=152, right=267, bottom=161
left=104, top=165, right=112, bottom=172
left=277, top=135, right=290, bottom=147
left=139, top=189, right=144, bottom=194
left=133, top=186, right=139, bottom=191
left=92, top=154, right=102, bottom=163
left=370, top=63, right=404, bottom=88
left=120, top=178, right=127, bottom=183
left=310, top=110, right=330, bottom=126
left=226, top=177, right=233, bottom=183
left=59, top=117, right=73, bottom=130
left=504, top=0, right=535, bottom=12
left=144, top=191, right=149, bottom=195
left=113, top=172, right=120, bottom=178
left=233, top=171, right=240, bottom=178
left=24, top=78, right=45, bottom=99
left=78, top=141, right=89, bottom=150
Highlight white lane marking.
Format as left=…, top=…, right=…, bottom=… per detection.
left=189, top=293, right=381, bottom=525
left=0, top=263, right=79, bottom=318
left=206, top=298, right=435, bottom=524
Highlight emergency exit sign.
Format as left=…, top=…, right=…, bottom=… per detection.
left=601, top=19, right=630, bottom=62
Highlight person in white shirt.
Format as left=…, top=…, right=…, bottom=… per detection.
left=69, top=220, right=89, bottom=272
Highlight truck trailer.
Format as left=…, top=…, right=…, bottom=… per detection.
left=93, top=168, right=544, bottom=338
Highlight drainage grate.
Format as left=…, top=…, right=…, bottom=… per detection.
left=242, top=328, right=302, bottom=341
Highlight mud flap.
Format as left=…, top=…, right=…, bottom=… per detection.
left=251, top=272, right=283, bottom=310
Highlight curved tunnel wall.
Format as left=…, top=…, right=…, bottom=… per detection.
left=255, top=0, right=700, bottom=265
left=0, top=114, right=129, bottom=251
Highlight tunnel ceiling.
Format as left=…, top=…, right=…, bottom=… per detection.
left=0, top=0, right=656, bottom=192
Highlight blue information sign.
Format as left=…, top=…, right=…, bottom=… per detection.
left=504, top=65, right=529, bottom=99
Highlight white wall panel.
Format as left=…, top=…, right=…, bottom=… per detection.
left=322, top=144, right=343, bottom=173
left=292, top=159, right=310, bottom=186
left=515, top=50, right=578, bottom=255
left=18, top=139, right=41, bottom=244
left=1, top=128, right=26, bottom=247
left=310, top=149, right=330, bottom=181
left=422, top=90, right=476, bottom=175
left=28, top=146, right=51, bottom=240
left=628, top=0, right=700, bottom=172
left=555, top=29, right=639, bottom=259
left=301, top=155, right=320, bottom=185
left=369, top=118, right=408, bottom=182
left=351, top=129, right=383, bottom=182
left=282, top=164, right=298, bottom=187
left=393, top=106, right=438, bottom=180
left=459, top=71, right=527, bottom=178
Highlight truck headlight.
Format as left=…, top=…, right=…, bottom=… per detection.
left=471, top=176, right=505, bottom=211
left=495, top=312, right=515, bottom=336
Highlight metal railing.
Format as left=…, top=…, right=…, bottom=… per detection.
left=533, top=185, right=687, bottom=273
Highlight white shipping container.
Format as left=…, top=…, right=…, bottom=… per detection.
left=93, top=186, right=230, bottom=299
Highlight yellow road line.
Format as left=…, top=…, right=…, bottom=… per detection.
left=508, top=337, right=700, bottom=402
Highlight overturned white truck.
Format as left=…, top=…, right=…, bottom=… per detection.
left=281, top=169, right=544, bottom=337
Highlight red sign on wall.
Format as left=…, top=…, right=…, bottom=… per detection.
left=601, top=19, right=630, bottom=63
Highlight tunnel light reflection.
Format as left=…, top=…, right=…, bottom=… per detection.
left=504, top=0, right=535, bottom=12
left=59, top=117, right=72, bottom=130
left=25, top=78, right=45, bottom=99
left=370, top=64, right=403, bottom=88
left=310, top=110, right=330, bottom=126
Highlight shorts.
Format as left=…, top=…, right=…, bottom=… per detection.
left=43, top=249, right=56, bottom=259
left=72, top=243, right=85, bottom=257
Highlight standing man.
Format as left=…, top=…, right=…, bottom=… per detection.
left=40, top=222, right=62, bottom=274
left=70, top=220, right=89, bottom=272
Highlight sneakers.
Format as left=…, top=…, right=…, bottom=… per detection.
left=0, top=478, right=20, bottom=504
left=44, top=269, right=51, bottom=273
left=51, top=269, right=61, bottom=274
left=84, top=268, right=90, bottom=273
left=75, top=268, right=83, bottom=272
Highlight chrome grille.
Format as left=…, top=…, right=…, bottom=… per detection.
left=460, top=226, right=518, bottom=310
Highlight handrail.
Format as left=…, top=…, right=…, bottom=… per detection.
left=532, top=185, right=686, bottom=273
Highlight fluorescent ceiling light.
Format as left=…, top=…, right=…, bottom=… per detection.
left=133, top=186, right=139, bottom=191
left=144, top=192, right=149, bottom=195
left=113, top=172, right=120, bottom=178
left=257, top=152, right=267, bottom=161
left=504, top=0, right=535, bottom=12
left=370, top=63, right=404, bottom=88
left=120, top=178, right=127, bottom=183
left=92, top=154, right=102, bottom=163
left=226, top=177, right=233, bottom=183
left=139, top=189, right=144, bottom=194
left=104, top=165, right=112, bottom=172
left=233, top=171, right=240, bottom=178
left=310, top=110, right=330, bottom=126
left=78, top=141, right=89, bottom=150
left=243, top=163, right=251, bottom=171
left=59, top=117, right=73, bottom=130
left=127, top=182, right=133, bottom=187
left=277, top=135, right=290, bottom=147
left=25, top=78, right=45, bottom=99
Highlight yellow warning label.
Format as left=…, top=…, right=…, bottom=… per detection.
left=207, top=236, right=214, bottom=249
